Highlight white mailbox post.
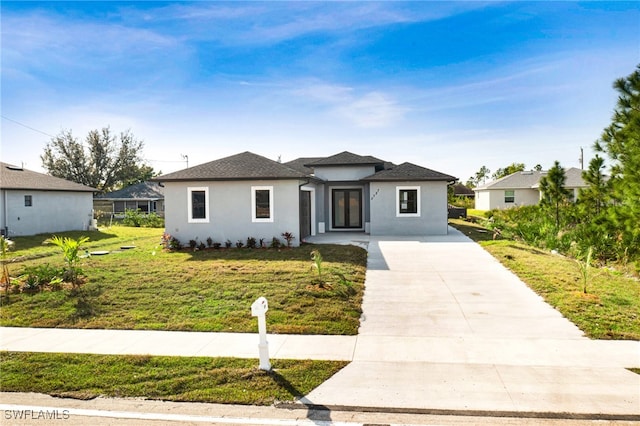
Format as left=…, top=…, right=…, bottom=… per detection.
left=251, top=296, right=271, bottom=371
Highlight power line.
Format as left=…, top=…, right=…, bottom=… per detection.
left=1, top=115, right=54, bottom=138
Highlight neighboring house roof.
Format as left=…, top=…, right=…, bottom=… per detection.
left=95, top=181, right=164, bottom=200
left=155, top=151, right=307, bottom=182
left=475, top=168, right=587, bottom=191
left=0, top=162, right=96, bottom=192
left=304, top=151, right=385, bottom=167
left=453, top=183, right=475, bottom=196
left=531, top=167, right=587, bottom=189
left=363, top=162, right=457, bottom=182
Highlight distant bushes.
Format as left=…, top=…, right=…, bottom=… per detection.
left=122, top=209, right=164, bottom=228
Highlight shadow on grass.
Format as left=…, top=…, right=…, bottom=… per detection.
left=269, top=369, right=333, bottom=424
left=8, top=230, right=119, bottom=252
left=70, top=284, right=103, bottom=320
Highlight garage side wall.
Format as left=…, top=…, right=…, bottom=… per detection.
left=2, top=190, right=93, bottom=237
left=369, top=181, right=449, bottom=236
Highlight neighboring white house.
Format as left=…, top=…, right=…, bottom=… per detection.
left=0, top=162, right=96, bottom=237
left=473, top=168, right=588, bottom=211
left=154, top=151, right=457, bottom=246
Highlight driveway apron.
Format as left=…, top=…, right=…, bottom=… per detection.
left=302, top=228, right=640, bottom=416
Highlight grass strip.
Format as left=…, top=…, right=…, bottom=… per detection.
left=450, top=219, right=640, bottom=340
left=0, top=351, right=347, bottom=405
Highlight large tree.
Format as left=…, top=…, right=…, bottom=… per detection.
left=492, top=162, right=526, bottom=180
left=42, top=127, right=154, bottom=193
left=539, top=161, right=571, bottom=228
left=594, top=64, right=640, bottom=253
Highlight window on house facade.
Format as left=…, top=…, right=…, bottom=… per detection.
left=188, top=187, right=209, bottom=223
left=252, top=186, right=273, bottom=222
left=396, top=186, right=420, bottom=217
left=504, top=190, right=515, bottom=203
left=24, top=195, right=32, bottom=207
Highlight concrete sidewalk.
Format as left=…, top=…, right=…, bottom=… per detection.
left=1, top=227, right=639, bottom=418
left=0, top=327, right=356, bottom=361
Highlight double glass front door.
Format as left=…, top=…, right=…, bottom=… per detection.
left=332, top=189, right=362, bottom=229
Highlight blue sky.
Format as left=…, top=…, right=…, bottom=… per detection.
left=1, top=1, right=638, bottom=183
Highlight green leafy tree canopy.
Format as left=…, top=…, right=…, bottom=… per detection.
left=41, top=127, right=155, bottom=193
left=492, top=162, right=526, bottom=180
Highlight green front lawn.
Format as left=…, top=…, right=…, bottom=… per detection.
left=1, top=227, right=367, bottom=335
left=450, top=219, right=640, bottom=340
left=0, top=351, right=346, bottom=405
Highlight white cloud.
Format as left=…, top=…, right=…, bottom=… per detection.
left=336, top=92, right=408, bottom=128
left=293, top=81, right=407, bottom=128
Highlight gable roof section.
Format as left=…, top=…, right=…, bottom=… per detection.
left=155, top=151, right=307, bottom=182
left=304, top=151, right=385, bottom=167
left=475, top=171, right=543, bottom=190
left=476, top=168, right=587, bottom=191
left=0, top=162, right=96, bottom=192
left=362, top=162, right=457, bottom=182
left=284, top=157, right=323, bottom=175
left=95, top=181, right=164, bottom=200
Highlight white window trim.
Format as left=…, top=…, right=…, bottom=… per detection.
left=396, top=186, right=421, bottom=217
left=251, top=186, right=274, bottom=223
left=188, top=187, right=209, bottom=223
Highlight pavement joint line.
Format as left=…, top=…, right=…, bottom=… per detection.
left=0, top=404, right=360, bottom=426
left=276, top=402, right=640, bottom=422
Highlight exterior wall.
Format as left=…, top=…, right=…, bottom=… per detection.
left=474, top=190, right=491, bottom=211
left=164, top=180, right=301, bottom=246
left=0, top=190, right=5, bottom=235
left=0, top=190, right=93, bottom=237
left=313, top=165, right=376, bottom=181
left=368, top=181, right=449, bottom=236
left=475, top=188, right=539, bottom=210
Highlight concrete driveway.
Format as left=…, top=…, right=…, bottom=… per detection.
left=302, top=228, right=640, bottom=416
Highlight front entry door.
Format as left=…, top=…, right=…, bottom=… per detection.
left=332, top=189, right=362, bottom=229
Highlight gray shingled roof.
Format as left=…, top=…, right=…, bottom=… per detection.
left=362, top=162, right=457, bottom=182
left=304, top=151, right=385, bottom=167
left=155, top=152, right=307, bottom=182
left=0, top=162, right=96, bottom=192
left=284, top=157, right=323, bottom=175
left=95, top=181, right=164, bottom=200
left=476, top=168, right=587, bottom=190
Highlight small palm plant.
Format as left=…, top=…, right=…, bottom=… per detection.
left=45, top=235, right=90, bottom=286
left=310, top=249, right=323, bottom=277
left=576, top=246, right=594, bottom=294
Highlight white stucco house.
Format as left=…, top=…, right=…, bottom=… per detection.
left=473, top=168, right=587, bottom=211
left=154, top=151, right=457, bottom=246
left=0, top=162, right=97, bottom=237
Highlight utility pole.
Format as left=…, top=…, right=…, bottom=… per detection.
left=181, top=154, right=189, bottom=168
left=579, top=147, right=584, bottom=170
